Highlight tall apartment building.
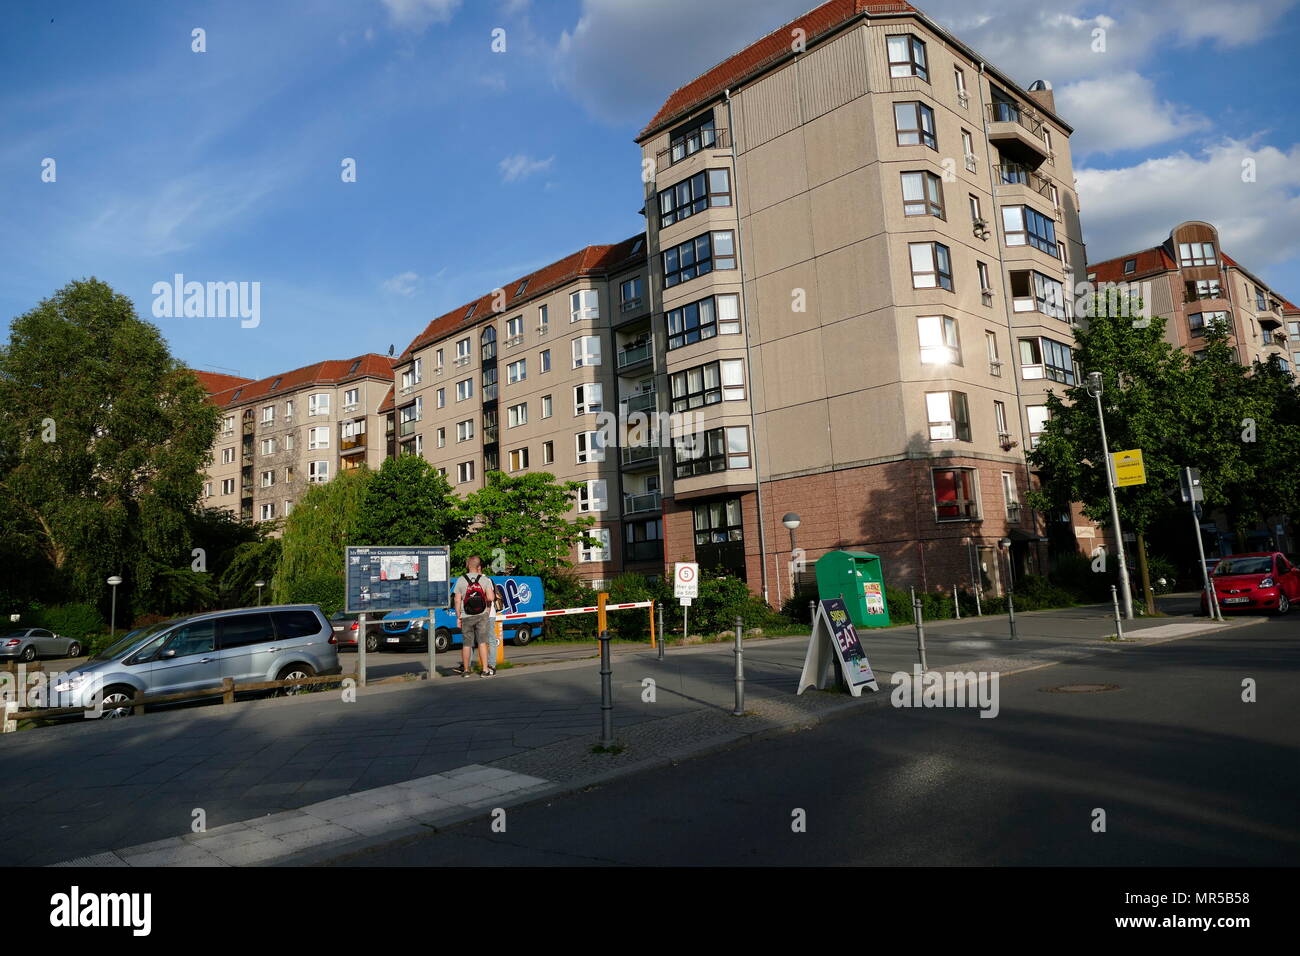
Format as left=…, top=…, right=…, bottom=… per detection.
left=201, top=354, right=394, bottom=525
left=388, top=237, right=659, bottom=583
left=633, top=0, right=1086, bottom=601
left=1089, top=221, right=1295, bottom=370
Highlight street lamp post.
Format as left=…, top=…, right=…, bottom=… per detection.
left=1086, top=372, right=1134, bottom=620
left=998, top=538, right=1017, bottom=640
left=254, top=580, right=266, bottom=606
left=782, top=513, right=801, bottom=608
left=106, top=576, right=122, bottom=640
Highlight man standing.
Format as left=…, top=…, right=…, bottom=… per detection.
left=453, top=556, right=497, bottom=677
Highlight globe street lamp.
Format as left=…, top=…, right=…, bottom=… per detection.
left=1086, top=371, right=1134, bottom=620
left=255, top=580, right=266, bottom=606
left=106, top=576, right=123, bottom=640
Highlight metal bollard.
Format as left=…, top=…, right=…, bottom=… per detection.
left=1111, top=585, right=1125, bottom=640
left=1007, top=591, right=1018, bottom=641
left=953, top=584, right=961, bottom=620
left=357, top=612, right=367, bottom=688
left=808, top=599, right=816, bottom=626
left=913, top=597, right=928, bottom=671
left=598, top=630, right=614, bottom=748
left=974, top=584, right=983, bottom=617
left=733, top=616, right=745, bottom=716
left=657, top=602, right=666, bottom=661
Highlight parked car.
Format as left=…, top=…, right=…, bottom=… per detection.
left=379, top=575, right=546, bottom=652
left=329, top=611, right=380, bottom=653
left=1199, top=552, right=1300, bottom=615
left=50, top=604, right=340, bottom=719
left=0, top=628, right=84, bottom=662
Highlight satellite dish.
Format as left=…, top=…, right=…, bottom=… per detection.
left=388, top=344, right=394, bottom=356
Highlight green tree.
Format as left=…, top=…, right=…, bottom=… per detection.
left=272, top=467, right=371, bottom=609
left=353, top=454, right=466, bottom=546
left=0, top=278, right=220, bottom=618
left=219, top=537, right=282, bottom=608
left=455, top=471, right=596, bottom=575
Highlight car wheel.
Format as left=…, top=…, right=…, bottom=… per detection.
left=276, top=663, right=316, bottom=696
left=97, top=686, right=135, bottom=719
left=66, top=642, right=83, bottom=658
left=364, top=632, right=380, bottom=653
left=434, top=628, right=452, bottom=653
left=20, top=645, right=36, bottom=663
left=512, top=627, right=533, bottom=647
left=1277, top=594, right=1290, bottom=616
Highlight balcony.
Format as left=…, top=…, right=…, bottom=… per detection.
left=455, top=355, right=470, bottom=368
left=398, top=419, right=417, bottom=438
left=655, top=126, right=731, bottom=173
left=623, top=491, right=662, bottom=514
left=986, top=103, right=1048, bottom=166
left=624, top=539, right=664, bottom=563
left=620, top=296, right=643, bottom=313
left=482, top=425, right=499, bottom=444
left=622, top=390, right=658, bottom=415
left=616, top=341, right=653, bottom=371
left=482, top=383, right=498, bottom=402
left=621, top=445, right=661, bottom=469
left=1259, top=312, right=1283, bottom=331
left=993, top=163, right=1054, bottom=201
left=340, top=436, right=367, bottom=455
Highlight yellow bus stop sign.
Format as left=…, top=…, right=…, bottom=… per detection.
left=1111, top=449, right=1146, bottom=487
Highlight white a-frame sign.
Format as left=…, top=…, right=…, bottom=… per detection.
left=797, top=598, right=880, bottom=697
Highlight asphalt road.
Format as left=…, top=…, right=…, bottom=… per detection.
left=330, top=613, right=1300, bottom=866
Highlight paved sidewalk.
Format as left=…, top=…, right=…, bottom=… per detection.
left=4, top=601, right=1247, bottom=867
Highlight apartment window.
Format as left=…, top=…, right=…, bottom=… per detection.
left=994, top=401, right=1009, bottom=439
left=977, top=261, right=993, bottom=294
left=901, top=171, right=944, bottom=218
left=693, top=499, right=744, bottom=577
left=261, top=405, right=275, bottom=424
left=1187, top=279, right=1222, bottom=301
left=954, top=66, right=967, bottom=100
left=261, top=469, right=275, bottom=488
left=986, top=331, right=1002, bottom=375
left=576, top=431, right=605, bottom=464
left=221, top=447, right=235, bottom=465
left=662, top=231, right=736, bottom=288
left=507, top=359, right=526, bottom=384
left=508, top=448, right=529, bottom=472
left=674, top=427, right=750, bottom=478
left=668, top=112, right=717, bottom=163
left=456, top=338, right=471, bottom=363
left=1010, top=270, right=1066, bottom=319
left=669, top=360, right=743, bottom=411
left=436, top=427, right=446, bottom=448
left=894, top=101, right=937, bottom=149
left=580, top=528, right=611, bottom=563
left=457, top=419, right=474, bottom=442
left=918, top=315, right=961, bottom=365
left=538, top=304, right=549, bottom=333
left=926, top=391, right=971, bottom=441
left=572, top=335, right=602, bottom=368
left=203, top=481, right=212, bottom=497
left=457, top=461, right=475, bottom=484
left=658, top=169, right=731, bottom=228
left=1042, top=126, right=1054, bottom=155
left=434, top=348, right=444, bottom=371
left=221, top=415, right=234, bottom=435
left=540, top=349, right=551, bottom=373
left=542, top=440, right=554, bottom=464
left=507, top=403, right=528, bottom=428
left=481, top=327, right=497, bottom=362
left=456, top=378, right=473, bottom=401
left=284, top=433, right=294, bottom=452
left=1123, top=259, right=1136, bottom=275
left=284, top=400, right=294, bottom=418
left=260, top=503, right=276, bottom=521
left=618, top=277, right=644, bottom=312
left=887, top=34, right=928, bottom=80
left=436, top=387, right=446, bottom=409
left=933, top=468, right=979, bottom=520
left=968, top=194, right=982, bottom=223
left=260, top=437, right=275, bottom=455
left=308, top=426, right=330, bottom=450
left=666, top=293, right=741, bottom=350
left=1019, top=337, right=1075, bottom=384
left=308, top=393, right=330, bottom=415
left=909, top=242, right=954, bottom=291
left=542, top=394, right=553, bottom=419
left=506, top=315, right=524, bottom=340
left=1189, top=311, right=1230, bottom=336
left=309, top=460, right=330, bottom=483
left=961, top=129, right=975, bottom=170
left=574, top=383, right=603, bottom=415
left=1002, top=205, right=1058, bottom=255
left=343, top=388, right=359, bottom=409
left=1256, top=287, right=1268, bottom=311
left=570, top=289, right=600, bottom=323
left=220, top=478, right=235, bottom=495
left=1178, top=242, right=1216, bottom=267
left=578, top=479, right=607, bottom=513
left=1026, top=405, right=1049, bottom=448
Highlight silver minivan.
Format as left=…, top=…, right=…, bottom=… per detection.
left=53, top=605, right=340, bottom=718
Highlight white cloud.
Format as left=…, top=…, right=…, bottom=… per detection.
left=498, top=153, right=555, bottom=182
left=1055, top=73, right=1209, bottom=156
left=382, top=271, right=422, bottom=296
left=380, top=0, right=462, bottom=30
left=1077, top=139, right=1300, bottom=268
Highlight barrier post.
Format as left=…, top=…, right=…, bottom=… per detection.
left=495, top=619, right=505, bottom=666
left=598, top=630, right=614, bottom=748
left=597, top=591, right=608, bottom=652
left=732, top=616, right=745, bottom=716
left=657, top=602, right=666, bottom=661
left=913, top=596, right=928, bottom=671
left=649, top=599, right=657, bottom=650
left=428, top=608, right=437, bottom=678
left=953, top=584, right=961, bottom=619
left=357, top=612, right=367, bottom=688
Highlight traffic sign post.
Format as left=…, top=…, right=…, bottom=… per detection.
left=1111, top=449, right=1147, bottom=487
left=674, top=562, right=698, bottom=642
left=1183, top=467, right=1221, bottom=621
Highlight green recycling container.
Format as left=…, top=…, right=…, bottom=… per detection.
left=815, top=551, right=891, bottom=628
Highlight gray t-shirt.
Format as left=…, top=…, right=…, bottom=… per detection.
left=453, top=573, right=496, bottom=618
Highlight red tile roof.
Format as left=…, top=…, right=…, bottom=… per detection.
left=638, top=0, right=918, bottom=140
left=192, top=370, right=253, bottom=395
left=207, top=353, right=395, bottom=409
left=1088, top=247, right=1177, bottom=284
left=377, top=384, right=396, bottom=414
left=397, top=234, right=646, bottom=362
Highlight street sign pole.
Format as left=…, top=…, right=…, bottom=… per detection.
left=1093, top=390, right=1134, bottom=620
left=1184, top=467, right=1221, bottom=622
left=357, top=612, right=367, bottom=688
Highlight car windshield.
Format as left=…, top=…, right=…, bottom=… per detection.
left=1214, top=557, right=1272, bottom=576
left=90, top=619, right=184, bottom=661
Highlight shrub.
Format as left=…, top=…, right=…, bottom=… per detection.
left=34, top=603, right=105, bottom=640
left=280, top=572, right=345, bottom=617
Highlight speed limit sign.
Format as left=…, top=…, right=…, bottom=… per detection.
left=674, top=562, right=699, bottom=603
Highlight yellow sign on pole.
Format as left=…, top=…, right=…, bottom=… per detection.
left=1111, top=449, right=1146, bottom=487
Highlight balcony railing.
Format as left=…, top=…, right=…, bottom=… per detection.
left=398, top=419, right=417, bottom=437
left=623, top=491, right=662, bottom=514
left=624, top=540, right=664, bottom=563
left=987, top=102, right=1044, bottom=140
left=340, top=436, right=367, bottom=453
left=655, top=127, right=731, bottom=172
left=621, top=445, right=661, bottom=466
left=994, top=164, right=1054, bottom=198
left=483, top=425, right=499, bottom=444
left=622, top=390, right=658, bottom=414
left=616, top=342, right=653, bottom=369
left=620, top=297, right=643, bottom=313
left=482, top=383, right=498, bottom=402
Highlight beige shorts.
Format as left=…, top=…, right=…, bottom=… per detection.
left=459, top=613, right=495, bottom=649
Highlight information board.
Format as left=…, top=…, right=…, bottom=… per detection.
left=796, top=598, right=879, bottom=697
left=1111, top=449, right=1146, bottom=487
left=344, top=546, right=451, bottom=615
left=674, top=562, right=698, bottom=604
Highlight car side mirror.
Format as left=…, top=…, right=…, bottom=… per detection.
left=159, top=648, right=176, bottom=660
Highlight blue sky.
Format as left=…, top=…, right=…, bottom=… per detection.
left=3, top=0, right=1298, bottom=381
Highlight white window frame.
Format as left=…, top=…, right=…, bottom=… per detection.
left=580, top=528, right=611, bottom=563
left=574, top=383, right=603, bottom=415
left=572, top=335, right=602, bottom=368
left=570, top=289, right=600, bottom=323
left=576, top=431, right=606, bottom=464
left=578, top=479, right=607, bottom=513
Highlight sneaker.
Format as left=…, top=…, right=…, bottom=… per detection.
left=482, top=667, right=496, bottom=678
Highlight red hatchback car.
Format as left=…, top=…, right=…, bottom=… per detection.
left=1201, top=552, right=1300, bottom=615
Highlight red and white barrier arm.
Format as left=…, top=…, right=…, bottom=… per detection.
left=496, top=600, right=654, bottom=622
